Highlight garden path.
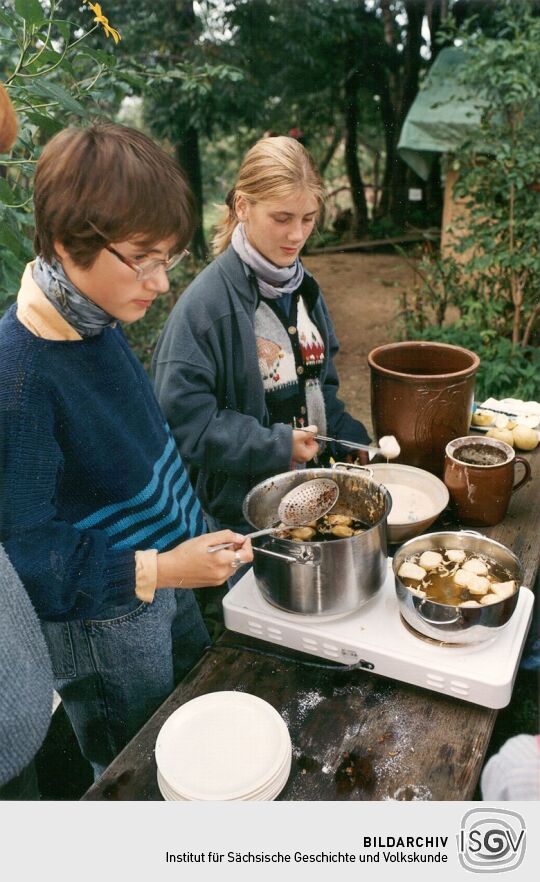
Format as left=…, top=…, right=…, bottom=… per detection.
left=303, top=252, right=416, bottom=435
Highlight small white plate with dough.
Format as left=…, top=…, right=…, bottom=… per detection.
left=472, top=398, right=540, bottom=432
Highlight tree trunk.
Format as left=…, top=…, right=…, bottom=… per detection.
left=343, top=42, right=369, bottom=237
left=372, top=150, right=381, bottom=213
left=425, top=154, right=444, bottom=222
left=379, top=0, right=425, bottom=229
left=426, top=0, right=449, bottom=64
left=176, top=127, right=207, bottom=260
left=319, top=128, right=342, bottom=177
left=173, top=0, right=207, bottom=259
left=376, top=76, right=398, bottom=218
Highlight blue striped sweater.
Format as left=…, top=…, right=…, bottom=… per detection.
left=0, top=305, right=205, bottom=621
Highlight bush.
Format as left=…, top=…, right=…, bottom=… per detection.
left=401, top=2, right=540, bottom=402
left=0, top=1, right=124, bottom=314
left=409, top=322, right=540, bottom=402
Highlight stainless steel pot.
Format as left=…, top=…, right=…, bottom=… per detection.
left=243, top=467, right=391, bottom=616
left=393, top=531, right=523, bottom=644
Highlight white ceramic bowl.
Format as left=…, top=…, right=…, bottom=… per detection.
left=368, top=463, right=449, bottom=543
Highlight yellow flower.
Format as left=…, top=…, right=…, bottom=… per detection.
left=84, top=1, right=122, bottom=44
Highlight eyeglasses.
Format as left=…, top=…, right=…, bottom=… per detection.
left=88, top=221, right=190, bottom=281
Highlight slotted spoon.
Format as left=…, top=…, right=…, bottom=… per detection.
left=207, top=477, right=340, bottom=553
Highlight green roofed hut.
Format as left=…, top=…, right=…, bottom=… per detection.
left=397, top=47, right=485, bottom=257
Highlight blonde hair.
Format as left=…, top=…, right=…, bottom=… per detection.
left=212, top=136, right=325, bottom=255
left=0, top=84, right=18, bottom=153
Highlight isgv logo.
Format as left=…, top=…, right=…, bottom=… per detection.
left=457, top=808, right=526, bottom=873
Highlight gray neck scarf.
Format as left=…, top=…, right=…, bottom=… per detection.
left=33, top=256, right=116, bottom=338
left=231, top=222, right=304, bottom=300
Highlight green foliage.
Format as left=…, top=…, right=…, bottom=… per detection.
left=0, top=0, right=124, bottom=311
left=123, top=262, right=200, bottom=371
left=221, top=0, right=388, bottom=160
left=447, top=2, right=540, bottom=348
left=407, top=322, right=540, bottom=401
left=401, top=1, right=540, bottom=401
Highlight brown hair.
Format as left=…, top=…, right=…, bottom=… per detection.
left=0, top=84, right=18, bottom=153
left=33, top=121, right=195, bottom=267
left=212, top=136, right=325, bottom=255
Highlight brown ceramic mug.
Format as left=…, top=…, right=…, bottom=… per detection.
left=444, top=436, right=532, bottom=526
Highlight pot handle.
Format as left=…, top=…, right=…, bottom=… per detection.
left=458, top=530, right=484, bottom=538
left=332, top=462, right=374, bottom=479
left=416, top=598, right=461, bottom=626
left=254, top=545, right=321, bottom=566
left=253, top=546, right=299, bottom=564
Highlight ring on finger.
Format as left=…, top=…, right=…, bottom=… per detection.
left=230, top=551, right=242, bottom=570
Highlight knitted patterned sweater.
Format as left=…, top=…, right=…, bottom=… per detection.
left=0, top=300, right=204, bottom=622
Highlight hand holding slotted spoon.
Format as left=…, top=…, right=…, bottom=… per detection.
left=207, top=478, right=340, bottom=553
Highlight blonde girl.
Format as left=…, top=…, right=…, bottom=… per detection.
left=153, top=136, right=370, bottom=534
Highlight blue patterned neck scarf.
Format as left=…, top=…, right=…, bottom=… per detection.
left=33, top=256, right=116, bottom=338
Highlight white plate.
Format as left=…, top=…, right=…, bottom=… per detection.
left=158, top=752, right=292, bottom=801
left=157, top=769, right=184, bottom=801
left=155, top=691, right=291, bottom=801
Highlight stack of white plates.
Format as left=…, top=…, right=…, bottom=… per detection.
left=155, top=691, right=292, bottom=801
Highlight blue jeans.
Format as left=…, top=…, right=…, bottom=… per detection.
left=40, top=589, right=210, bottom=779
left=0, top=760, right=40, bottom=800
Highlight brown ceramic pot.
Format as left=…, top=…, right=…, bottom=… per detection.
left=368, top=341, right=480, bottom=475
left=444, top=436, right=532, bottom=526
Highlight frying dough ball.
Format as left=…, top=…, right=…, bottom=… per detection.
left=325, top=514, right=353, bottom=526
left=460, top=600, right=481, bottom=608
left=379, top=435, right=401, bottom=460
left=454, top=568, right=473, bottom=587
left=462, top=558, right=488, bottom=576
left=446, top=549, right=466, bottom=563
left=480, top=593, right=501, bottom=605
left=467, top=575, right=491, bottom=595
left=330, top=525, right=354, bottom=538
left=289, top=526, right=316, bottom=541
left=419, top=551, right=444, bottom=570
left=490, top=580, right=516, bottom=599
left=398, top=561, right=427, bottom=581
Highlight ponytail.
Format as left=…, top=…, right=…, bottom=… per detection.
left=212, top=188, right=239, bottom=255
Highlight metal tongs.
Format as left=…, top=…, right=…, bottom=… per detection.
left=295, top=427, right=383, bottom=456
